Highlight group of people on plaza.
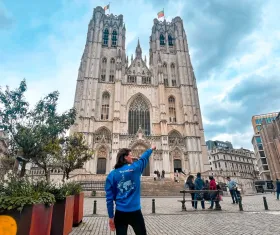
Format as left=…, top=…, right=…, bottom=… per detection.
left=153, top=169, right=165, bottom=181
left=185, top=173, right=240, bottom=210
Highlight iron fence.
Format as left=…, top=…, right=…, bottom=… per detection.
left=78, top=181, right=105, bottom=191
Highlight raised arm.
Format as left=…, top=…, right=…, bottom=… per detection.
left=133, top=145, right=156, bottom=173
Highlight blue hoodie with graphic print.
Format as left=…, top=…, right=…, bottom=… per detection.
left=105, top=149, right=153, bottom=218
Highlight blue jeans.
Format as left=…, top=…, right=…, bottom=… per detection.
left=277, top=192, right=280, bottom=200
left=230, top=189, right=238, bottom=203
left=194, top=193, right=205, bottom=209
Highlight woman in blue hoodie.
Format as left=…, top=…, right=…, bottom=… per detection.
left=105, top=145, right=156, bottom=235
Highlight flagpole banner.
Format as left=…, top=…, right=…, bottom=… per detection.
left=157, top=10, right=164, bottom=18
left=104, top=4, right=109, bottom=11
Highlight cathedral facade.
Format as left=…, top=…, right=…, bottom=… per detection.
left=71, top=6, right=209, bottom=177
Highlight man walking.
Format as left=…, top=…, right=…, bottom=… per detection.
left=276, top=179, right=280, bottom=200
left=105, top=145, right=156, bottom=235
left=227, top=176, right=238, bottom=204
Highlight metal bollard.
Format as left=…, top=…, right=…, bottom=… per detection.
left=238, top=199, right=243, bottom=211
left=152, top=199, right=155, bottom=214
left=93, top=200, right=97, bottom=214
left=263, top=197, right=268, bottom=210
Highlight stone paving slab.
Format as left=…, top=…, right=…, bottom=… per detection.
left=71, top=212, right=280, bottom=235
left=83, top=193, right=280, bottom=216
left=70, top=194, right=280, bottom=235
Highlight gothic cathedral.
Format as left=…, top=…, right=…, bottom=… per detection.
left=71, top=6, right=209, bottom=178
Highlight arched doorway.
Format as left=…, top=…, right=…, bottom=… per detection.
left=174, top=159, right=182, bottom=173
left=132, top=144, right=150, bottom=176
left=96, top=147, right=107, bottom=174
left=97, top=158, right=106, bottom=174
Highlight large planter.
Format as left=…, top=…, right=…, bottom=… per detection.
left=73, top=192, right=84, bottom=226
left=51, top=195, right=74, bottom=235
left=0, top=204, right=53, bottom=235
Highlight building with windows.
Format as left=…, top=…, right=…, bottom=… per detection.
left=206, top=140, right=233, bottom=151
left=259, top=112, right=280, bottom=181
left=70, top=6, right=209, bottom=178
left=207, top=140, right=258, bottom=194
left=251, top=112, right=278, bottom=180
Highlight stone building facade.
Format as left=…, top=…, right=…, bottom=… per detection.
left=70, top=6, right=208, bottom=178
left=260, top=112, right=280, bottom=181
left=207, top=140, right=258, bottom=194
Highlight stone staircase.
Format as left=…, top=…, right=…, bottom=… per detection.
left=141, top=177, right=185, bottom=196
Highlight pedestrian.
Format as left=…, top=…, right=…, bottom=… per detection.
left=185, top=175, right=195, bottom=208
left=194, top=172, right=205, bottom=210
left=203, top=180, right=210, bottom=201
left=105, top=145, right=156, bottom=235
left=157, top=170, right=160, bottom=180
left=208, top=176, right=217, bottom=209
left=161, top=169, right=165, bottom=179
left=226, top=176, right=238, bottom=204
left=276, top=179, right=280, bottom=200
left=153, top=172, right=157, bottom=181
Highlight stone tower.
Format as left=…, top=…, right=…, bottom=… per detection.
left=71, top=6, right=209, bottom=177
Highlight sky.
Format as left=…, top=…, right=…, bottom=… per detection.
left=1, top=0, right=280, bottom=150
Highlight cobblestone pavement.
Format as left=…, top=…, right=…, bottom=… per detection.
left=71, top=194, right=280, bottom=235
left=83, top=193, right=280, bottom=216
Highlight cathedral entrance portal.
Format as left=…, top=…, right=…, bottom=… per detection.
left=132, top=144, right=150, bottom=176
left=174, top=159, right=182, bottom=173
left=97, top=158, right=106, bottom=174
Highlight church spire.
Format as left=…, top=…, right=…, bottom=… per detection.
left=135, top=38, right=142, bottom=59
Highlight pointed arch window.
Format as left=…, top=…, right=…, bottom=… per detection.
left=168, top=96, right=176, bottom=123
left=101, top=92, right=110, bottom=120
left=112, top=30, right=118, bottom=47
left=101, top=58, right=107, bottom=81
left=103, top=28, right=109, bottom=46
left=128, top=96, right=150, bottom=135
left=160, top=34, right=165, bottom=46
left=168, top=34, right=173, bottom=46
left=163, top=63, right=168, bottom=86
left=171, top=63, right=176, bottom=86
left=109, top=58, right=115, bottom=82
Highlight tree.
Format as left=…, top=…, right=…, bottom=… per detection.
left=0, top=80, right=77, bottom=182
left=29, top=91, right=76, bottom=183
left=59, top=133, right=92, bottom=181
left=0, top=80, right=33, bottom=176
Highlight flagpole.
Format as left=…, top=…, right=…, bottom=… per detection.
left=163, top=8, right=165, bottom=20
left=109, top=2, right=111, bottom=14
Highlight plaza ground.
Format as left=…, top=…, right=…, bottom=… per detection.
left=71, top=193, right=280, bottom=235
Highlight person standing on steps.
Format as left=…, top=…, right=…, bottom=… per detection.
left=105, top=145, right=156, bottom=235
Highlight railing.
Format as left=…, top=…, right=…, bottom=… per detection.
left=78, top=181, right=105, bottom=191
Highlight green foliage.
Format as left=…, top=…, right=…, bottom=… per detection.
left=0, top=175, right=55, bottom=212
left=91, top=190, right=96, bottom=197
left=64, top=181, right=82, bottom=195
left=45, top=183, right=70, bottom=201
left=0, top=79, right=77, bottom=181
left=59, top=133, right=92, bottom=180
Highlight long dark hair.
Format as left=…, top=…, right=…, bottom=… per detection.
left=114, top=148, right=131, bottom=169
left=186, top=175, right=194, bottom=183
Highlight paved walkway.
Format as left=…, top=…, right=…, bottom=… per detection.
left=71, top=194, right=280, bottom=235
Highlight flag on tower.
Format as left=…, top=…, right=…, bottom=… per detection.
left=157, top=10, right=164, bottom=18
left=104, top=4, right=110, bottom=11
